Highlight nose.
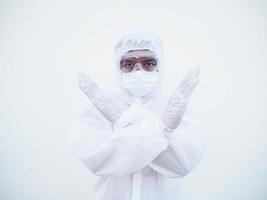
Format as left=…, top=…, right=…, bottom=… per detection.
left=134, top=63, right=142, bottom=71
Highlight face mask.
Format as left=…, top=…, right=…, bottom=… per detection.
left=121, top=71, right=158, bottom=98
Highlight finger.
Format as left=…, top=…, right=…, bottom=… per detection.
left=182, top=78, right=199, bottom=98
left=78, top=72, right=97, bottom=90
left=177, top=77, right=199, bottom=98
left=176, top=75, right=199, bottom=94
left=182, top=75, right=199, bottom=91
left=180, top=66, right=200, bottom=89
left=77, top=72, right=93, bottom=85
left=183, top=66, right=200, bottom=84
left=77, top=72, right=95, bottom=98
left=184, top=66, right=198, bottom=79
left=177, top=66, right=200, bottom=90
left=78, top=82, right=91, bottom=96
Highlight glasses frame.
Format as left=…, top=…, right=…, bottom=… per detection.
left=118, top=56, right=159, bottom=74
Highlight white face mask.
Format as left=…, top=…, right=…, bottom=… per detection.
left=121, top=71, right=158, bottom=98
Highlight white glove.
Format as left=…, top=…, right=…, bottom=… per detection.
left=113, top=101, right=153, bottom=130
left=160, top=66, right=200, bottom=132
left=77, top=72, right=124, bottom=124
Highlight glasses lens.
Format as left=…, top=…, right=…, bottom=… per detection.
left=141, top=58, right=158, bottom=72
left=119, top=57, right=158, bottom=73
left=120, top=60, right=135, bottom=73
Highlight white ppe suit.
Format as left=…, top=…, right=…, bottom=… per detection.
left=69, top=32, right=203, bottom=200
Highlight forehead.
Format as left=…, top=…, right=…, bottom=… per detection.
left=121, top=49, right=157, bottom=60
left=121, top=57, right=156, bottom=63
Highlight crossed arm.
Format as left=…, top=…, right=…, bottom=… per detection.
left=69, top=101, right=203, bottom=178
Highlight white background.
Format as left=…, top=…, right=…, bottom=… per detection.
left=1, top=0, right=267, bottom=199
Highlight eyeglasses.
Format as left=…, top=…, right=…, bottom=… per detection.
left=119, top=57, right=158, bottom=73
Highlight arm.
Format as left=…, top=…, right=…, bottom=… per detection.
left=69, top=101, right=169, bottom=176
left=148, top=115, right=203, bottom=178
left=146, top=66, right=202, bottom=178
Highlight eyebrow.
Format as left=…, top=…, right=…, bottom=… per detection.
left=120, top=60, right=135, bottom=63
left=143, top=58, right=157, bottom=62
left=121, top=57, right=157, bottom=62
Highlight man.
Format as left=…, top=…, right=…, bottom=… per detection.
left=69, top=32, right=203, bottom=200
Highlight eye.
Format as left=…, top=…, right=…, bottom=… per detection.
left=142, top=60, right=158, bottom=72
left=120, top=62, right=135, bottom=73
left=125, top=63, right=135, bottom=68
left=143, top=61, right=157, bottom=68
left=144, top=63, right=154, bottom=67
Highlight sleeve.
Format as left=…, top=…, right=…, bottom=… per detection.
left=148, top=115, right=204, bottom=178
left=69, top=100, right=169, bottom=176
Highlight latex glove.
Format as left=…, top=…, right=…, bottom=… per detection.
left=160, top=66, right=200, bottom=132
left=113, top=101, right=153, bottom=130
left=77, top=72, right=124, bottom=124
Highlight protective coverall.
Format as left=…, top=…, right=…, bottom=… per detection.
left=69, top=32, right=203, bottom=200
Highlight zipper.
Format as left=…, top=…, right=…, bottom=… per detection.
left=131, top=169, right=142, bottom=200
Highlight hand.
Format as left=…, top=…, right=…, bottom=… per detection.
left=77, top=72, right=124, bottom=123
left=160, top=66, right=200, bottom=131
left=77, top=72, right=97, bottom=99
